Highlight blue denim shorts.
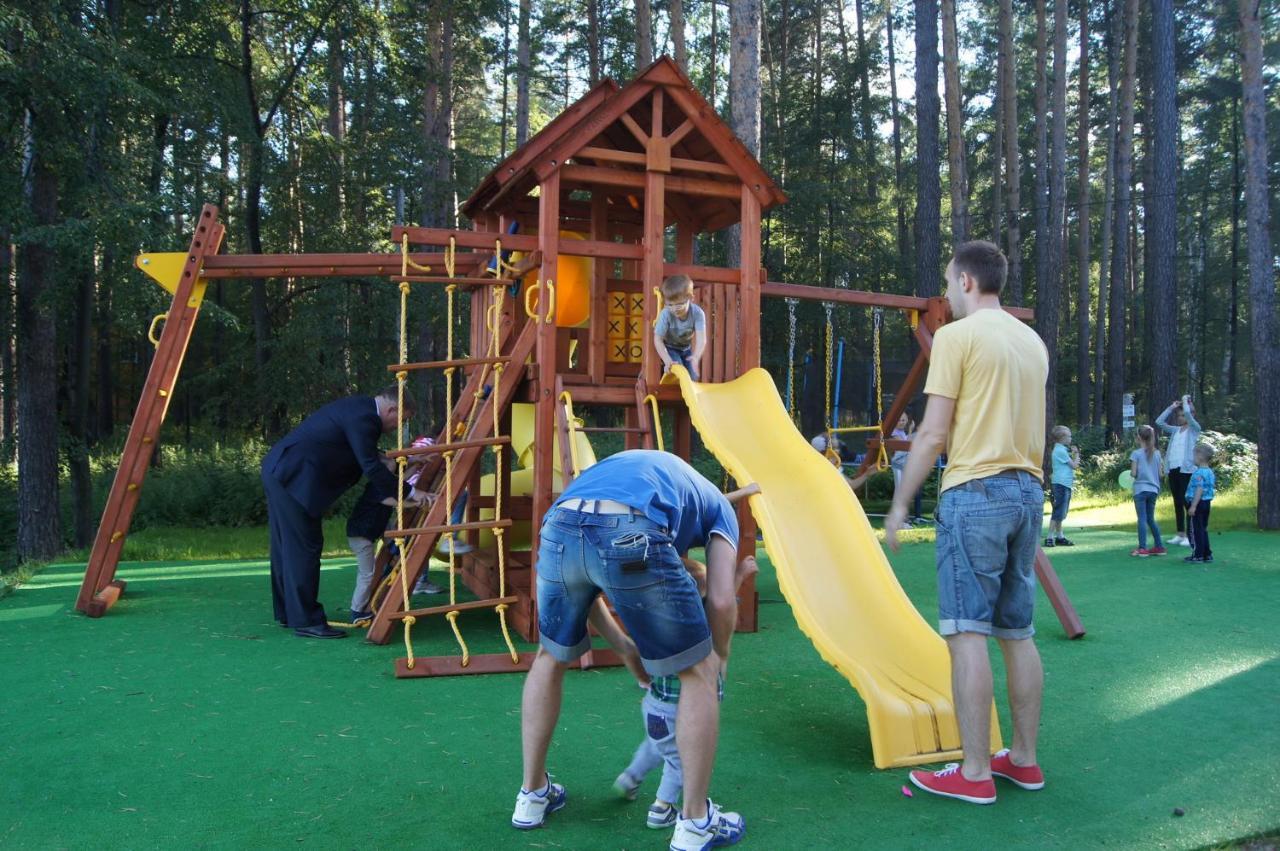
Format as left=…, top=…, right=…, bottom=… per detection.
left=1049, top=483, right=1072, bottom=523
left=935, top=471, right=1044, bottom=639
left=666, top=345, right=699, bottom=380
left=536, top=508, right=712, bottom=676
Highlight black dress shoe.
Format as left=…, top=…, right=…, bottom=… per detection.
left=293, top=624, right=347, bottom=639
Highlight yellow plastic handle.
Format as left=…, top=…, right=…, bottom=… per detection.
left=559, top=390, right=581, bottom=478
left=147, top=312, right=168, bottom=348
left=524, top=281, right=541, bottom=320
left=543, top=280, right=556, bottom=324
left=643, top=394, right=665, bottom=452
left=652, top=287, right=664, bottom=328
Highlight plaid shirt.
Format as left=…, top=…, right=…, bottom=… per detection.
left=650, top=672, right=725, bottom=704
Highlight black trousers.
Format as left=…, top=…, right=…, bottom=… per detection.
left=1190, top=501, right=1212, bottom=559
left=263, top=470, right=327, bottom=628
left=1168, top=469, right=1192, bottom=533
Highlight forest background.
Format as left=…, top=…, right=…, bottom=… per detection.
left=0, top=0, right=1276, bottom=569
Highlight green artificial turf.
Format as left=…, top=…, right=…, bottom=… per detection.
left=4, top=525, right=1279, bottom=849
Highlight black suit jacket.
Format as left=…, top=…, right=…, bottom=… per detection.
left=262, top=395, right=398, bottom=518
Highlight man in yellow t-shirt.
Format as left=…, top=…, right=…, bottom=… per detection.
left=885, top=241, right=1049, bottom=806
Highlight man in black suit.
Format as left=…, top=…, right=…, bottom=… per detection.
left=261, top=385, right=413, bottom=638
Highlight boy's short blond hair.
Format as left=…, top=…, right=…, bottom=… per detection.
left=1051, top=425, right=1071, bottom=442
left=661, top=274, right=694, bottom=299
left=1194, top=442, right=1216, bottom=463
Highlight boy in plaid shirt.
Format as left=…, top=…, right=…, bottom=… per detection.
left=613, top=555, right=758, bottom=829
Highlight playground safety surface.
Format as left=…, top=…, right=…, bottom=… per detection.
left=4, top=528, right=1278, bottom=849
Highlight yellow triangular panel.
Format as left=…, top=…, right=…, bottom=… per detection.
left=135, top=252, right=209, bottom=307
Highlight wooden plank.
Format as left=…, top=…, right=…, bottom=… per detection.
left=83, top=580, right=126, bottom=619
left=667, top=173, right=742, bottom=200
left=385, top=519, right=514, bottom=539
left=671, top=157, right=737, bottom=177
left=738, top=187, right=762, bottom=371
left=390, top=595, right=520, bottom=621
left=576, top=146, right=646, bottom=166
left=642, top=170, right=665, bottom=387
left=77, top=204, right=226, bottom=615
left=667, top=118, right=694, bottom=147
left=532, top=81, right=657, bottom=185
left=1034, top=549, right=1087, bottom=639
left=663, top=263, right=740, bottom=284
left=394, top=648, right=624, bottom=678
left=385, top=436, right=511, bottom=459
left=762, top=280, right=1036, bottom=321
left=620, top=111, right=650, bottom=145
left=387, top=356, right=509, bottom=372
left=198, top=251, right=484, bottom=278
left=531, top=172, right=561, bottom=590
left=588, top=194, right=609, bottom=384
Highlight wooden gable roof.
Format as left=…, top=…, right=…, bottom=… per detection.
left=461, top=56, right=786, bottom=223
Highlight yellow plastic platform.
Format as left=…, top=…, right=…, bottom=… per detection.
left=665, top=366, right=1000, bottom=769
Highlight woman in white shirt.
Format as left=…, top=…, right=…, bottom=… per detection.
left=1155, top=398, right=1202, bottom=547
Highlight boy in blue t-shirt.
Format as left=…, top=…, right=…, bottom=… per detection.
left=1045, top=425, right=1081, bottom=547
left=613, top=554, right=758, bottom=829
left=1185, top=443, right=1217, bottom=563
left=654, top=274, right=706, bottom=381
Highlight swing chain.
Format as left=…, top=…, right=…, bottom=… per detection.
left=785, top=298, right=798, bottom=419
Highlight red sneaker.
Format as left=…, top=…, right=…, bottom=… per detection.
left=990, top=749, right=1045, bottom=790
left=1147, top=546, right=1168, bottom=556
left=908, top=763, right=996, bottom=804
left=1130, top=548, right=1150, bottom=557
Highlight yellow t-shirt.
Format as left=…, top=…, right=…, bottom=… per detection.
left=923, top=308, right=1048, bottom=492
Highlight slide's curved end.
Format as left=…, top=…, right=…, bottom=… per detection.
left=666, top=365, right=1001, bottom=769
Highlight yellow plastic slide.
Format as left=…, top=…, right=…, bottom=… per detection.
left=665, top=366, right=1000, bottom=769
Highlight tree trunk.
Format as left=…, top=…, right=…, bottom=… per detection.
left=1095, top=0, right=1121, bottom=426
left=1227, top=92, right=1240, bottom=394
left=327, top=21, right=347, bottom=225
left=0, top=231, right=14, bottom=460
left=1238, top=0, right=1278, bottom=528
left=1039, top=0, right=1068, bottom=426
left=886, top=0, right=908, bottom=290
left=726, top=0, right=761, bottom=267
left=708, top=0, right=718, bottom=103
left=586, top=0, right=601, bottom=84
left=941, top=0, right=968, bottom=244
left=1107, top=0, right=1139, bottom=440
left=991, top=46, right=1004, bottom=246
left=635, top=0, right=654, bottom=70
left=16, top=111, right=62, bottom=562
left=999, top=0, right=1022, bottom=304
left=1075, top=0, right=1091, bottom=424
left=1147, top=0, right=1178, bottom=412
left=516, top=0, right=531, bottom=147
left=914, top=0, right=941, bottom=297
left=854, top=0, right=877, bottom=201
left=1032, top=0, right=1049, bottom=308
left=671, top=0, right=687, bottom=70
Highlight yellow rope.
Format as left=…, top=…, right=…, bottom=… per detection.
left=491, top=282, right=517, bottom=663
left=441, top=281, right=469, bottom=665
left=401, top=232, right=432, bottom=274
left=823, top=304, right=840, bottom=464
left=489, top=239, right=522, bottom=278
left=395, top=275, right=417, bottom=668
left=872, top=309, right=889, bottom=470
left=560, top=390, right=582, bottom=479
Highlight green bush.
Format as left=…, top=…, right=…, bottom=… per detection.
left=1075, top=428, right=1256, bottom=495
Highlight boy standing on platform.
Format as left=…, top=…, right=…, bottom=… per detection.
left=654, top=274, right=706, bottom=381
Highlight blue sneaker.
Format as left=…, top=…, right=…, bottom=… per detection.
left=511, top=775, right=567, bottom=829
left=647, top=801, right=677, bottom=829
left=669, top=799, right=744, bottom=850
left=613, top=771, right=641, bottom=801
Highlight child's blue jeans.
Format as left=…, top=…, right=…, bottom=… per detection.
left=1134, top=491, right=1162, bottom=550
left=1190, top=500, right=1212, bottom=559
left=665, top=345, right=699, bottom=380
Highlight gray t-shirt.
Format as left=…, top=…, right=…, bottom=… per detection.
left=1130, top=448, right=1163, bottom=496
left=655, top=302, right=706, bottom=349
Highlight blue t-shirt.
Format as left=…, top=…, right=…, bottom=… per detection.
left=655, top=302, right=706, bottom=349
left=553, top=450, right=738, bottom=554
left=1186, top=465, right=1216, bottom=503
left=1050, top=443, right=1075, bottom=488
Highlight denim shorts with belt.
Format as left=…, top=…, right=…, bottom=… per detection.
left=934, top=470, right=1044, bottom=639
left=536, top=501, right=711, bottom=676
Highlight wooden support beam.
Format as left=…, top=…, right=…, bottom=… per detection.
left=561, top=164, right=741, bottom=201
left=663, top=263, right=740, bottom=284
left=385, top=519, right=514, bottom=539
left=531, top=172, right=562, bottom=610
left=390, top=595, right=520, bottom=621
left=588, top=193, right=610, bottom=384
left=667, top=118, right=694, bottom=147
left=1035, top=549, right=1087, bottom=638
left=198, top=251, right=483, bottom=279
left=385, top=436, right=511, bottom=459
left=387, top=356, right=510, bottom=372
left=642, top=170, right=666, bottom=387
left=394, top=648, right=624, bottom=678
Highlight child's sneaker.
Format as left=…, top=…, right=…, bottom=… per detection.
left=907, top=763, right=997, bottom=804
left=647, top=801, right=677, bottom=829
left=1184, top=556, right=1204, bottom=563
left=1147, top=546, right=1167, bottom=556
left=1054, top=537, right=1075, bottom=547
left=669, top=799, right=744, bottom=849
left=511, top=776, right=567, bottom=829
left=1179, top=536, right=1194, bottom=548
left=613, top=771, right=641, bottom=801
left=1201, top=556, right=1215, bottom=564
left=1130, top=548, right=1150, bottom=557
left=989, top=749, right=1045, bottom=790
left=1043, top=537, right=1056, bottom=548
left=413, top=579, right=444, bottom=595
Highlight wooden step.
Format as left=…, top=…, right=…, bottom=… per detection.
left=386, top=436, right=511, bottom=459
left=388, top=356, right=511, bottom=372
left=385, top=518, right=514, bottom=539
left=390, top=595, right=520, bottom=621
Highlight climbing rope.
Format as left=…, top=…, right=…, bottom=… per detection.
left=395, top=242, right=418, bottom=667
left=441, top=279, right=470, bottom=666
left=823, top=303, right=834, bottom=435
left=872, top=309, right=888, bottom=470
left=489, top=282, right=519, bottom=663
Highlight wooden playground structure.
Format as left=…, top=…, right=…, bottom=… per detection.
left=75, top=57, right=1083, bottom=679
